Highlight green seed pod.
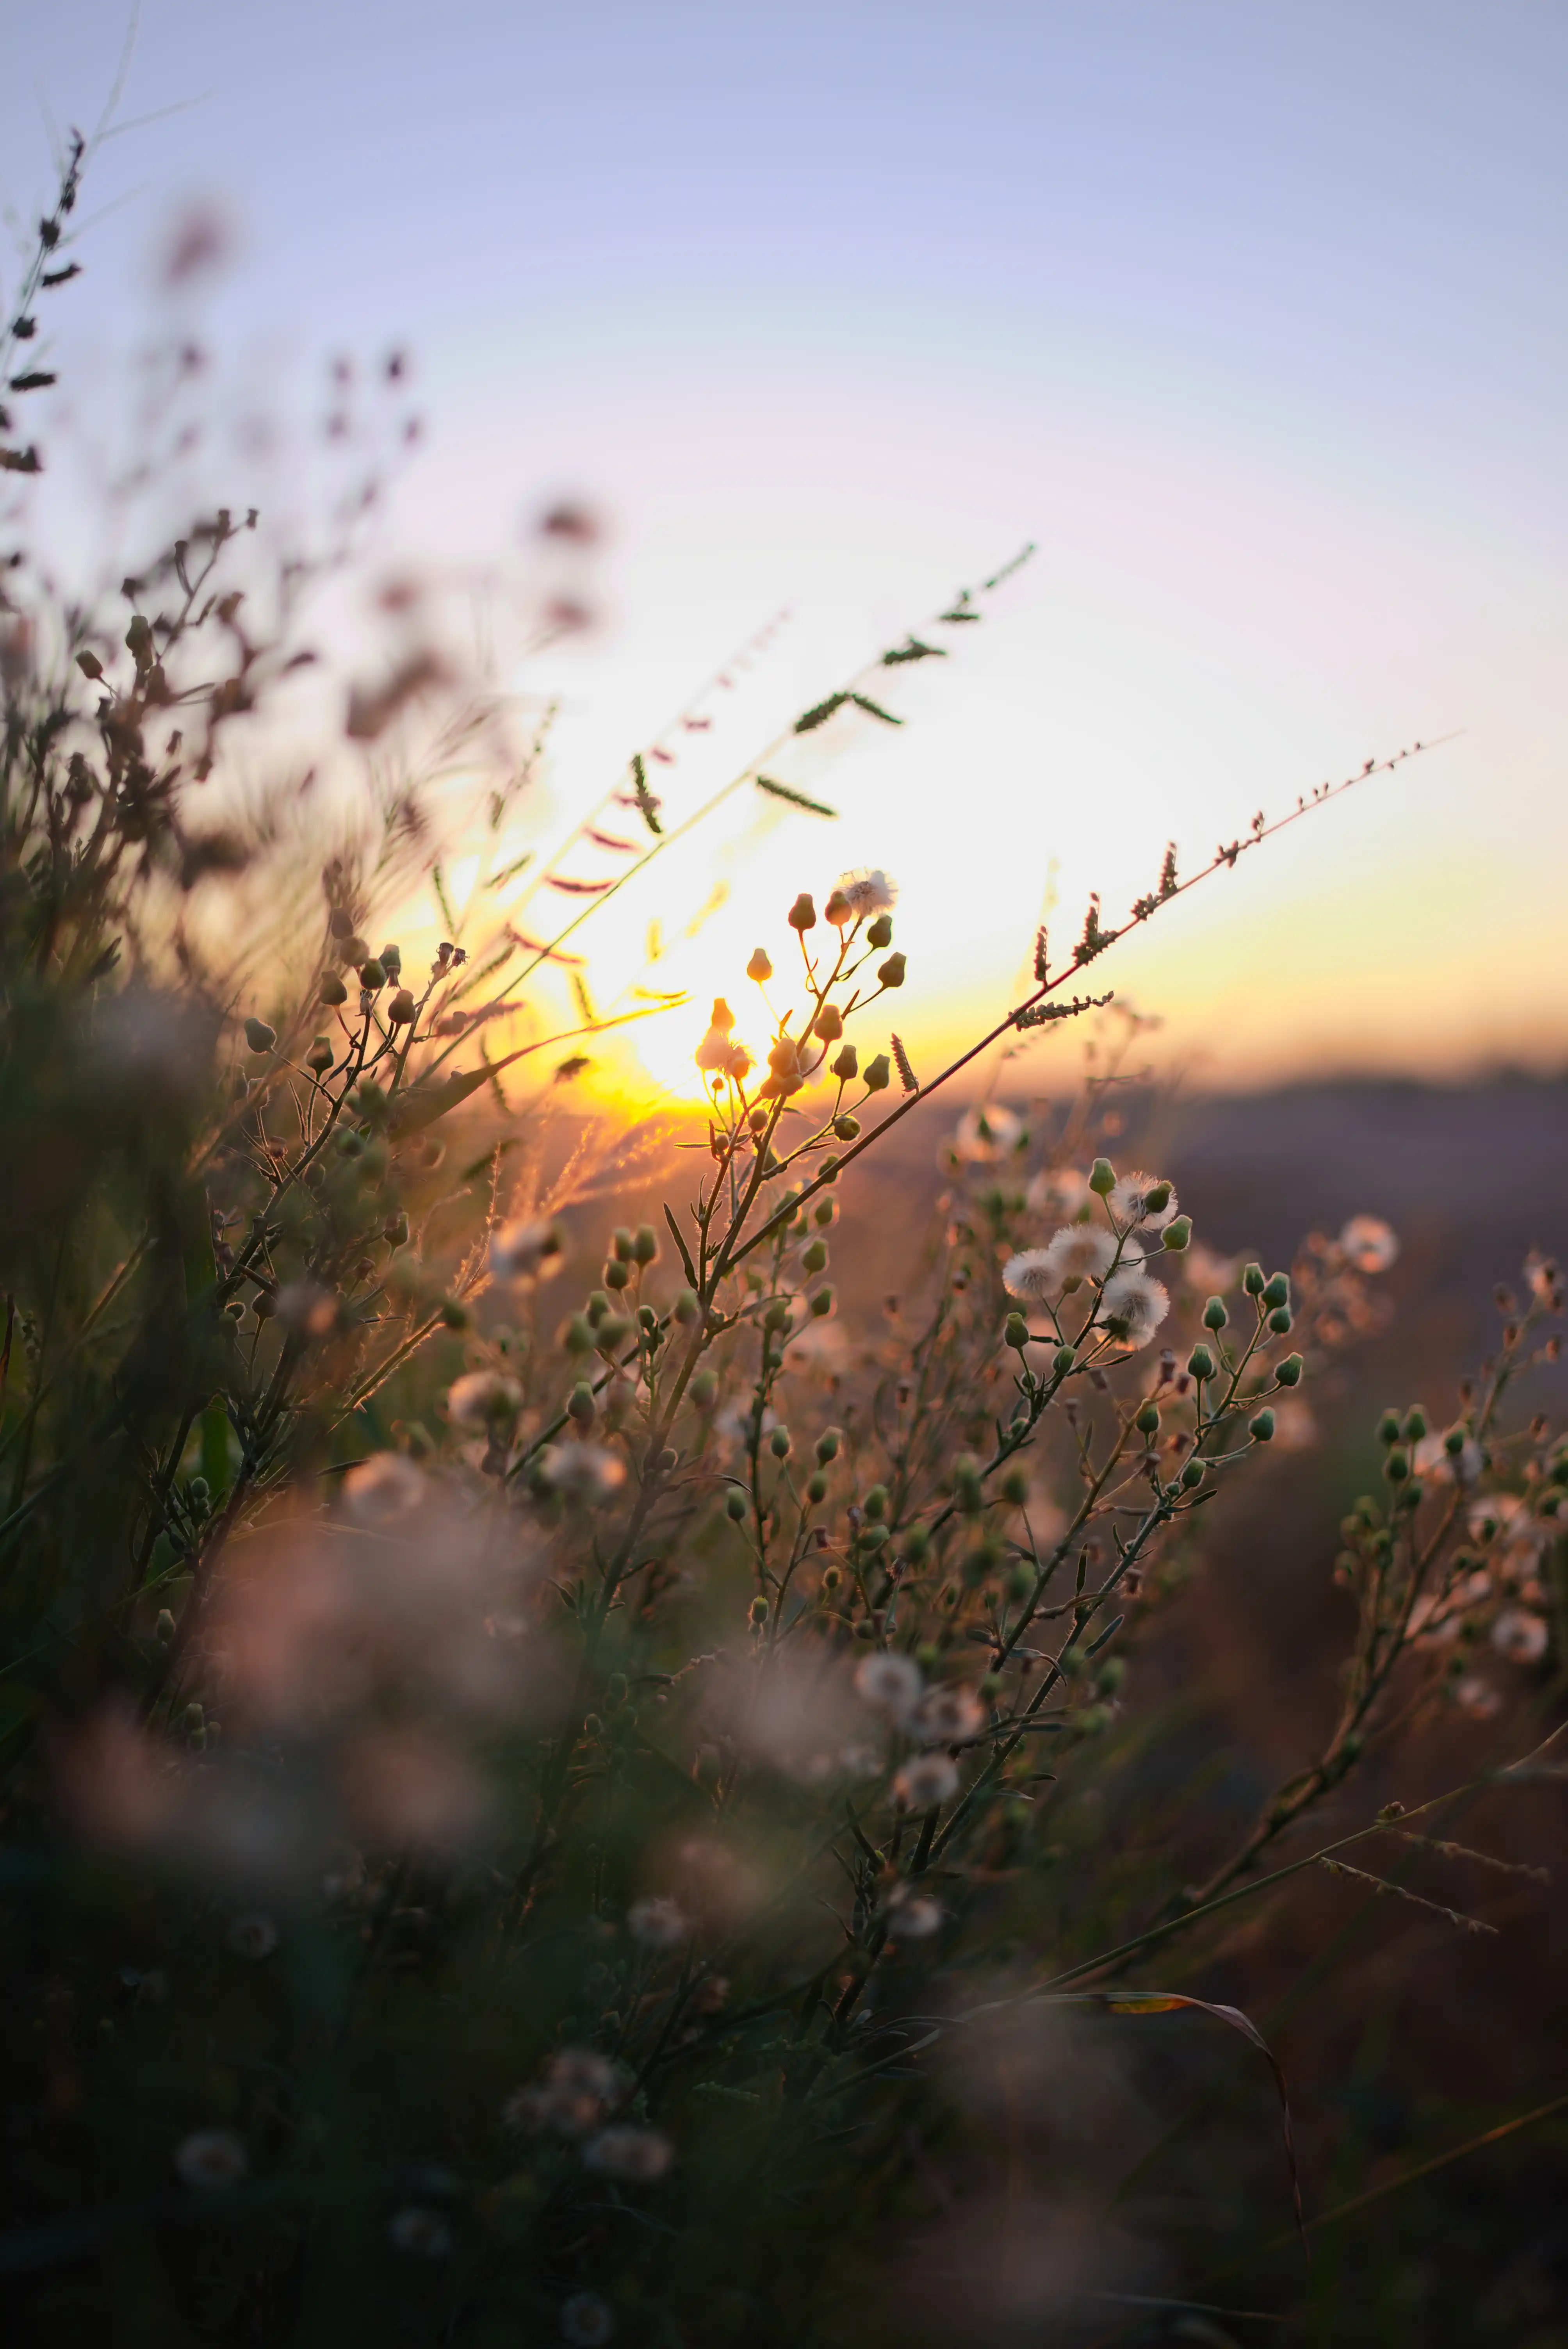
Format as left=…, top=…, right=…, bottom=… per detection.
left=1089, top=1157, right=1117, bottom=1196
left=691, top=1368, right=719, bottom=1409
left=831, top=1043, right=859, bottom=1082
left=862, top=1054, right=891, bottom=1093
left=1004, top=1310, right=1029, bottom=1351
left=1135, top=1401, right=1160, bottom=1436
left=877, top=951, right=906, bottom=989
left=1181, top=1459, right=1206, bottom=1489
left=807, top=1470, right=829, bottom=1504
left=1384, top=1447, right=1410, bottom=1481
left=832, top=1114, right=861, bottom=1142
left=568, top=1381, right=597, bottom=1429
left=725, top=1487, right=749, bottom=1520
left=612, top=1227, right=635, bottom=1262
left=1403, top=1405, right=1427, bottom=1441
left=1377, top=1409, right=1402, bottom=1445
left=1262, top=1271, right=1290, bottom=1309
left=769, top=1426, right=792, bottom=1460
left=633, top=1224, right=659, bottom=1265
left=1243, top=1262, right=1265, bottom=1297
left=1161, top=1215, right=1192, bottom=1251
left=1202, top=1296, right=1228, bottom=1332
left=788, top=893, right=817, bottom=932
left=604, top=1259, right=631, bottom=1290
left=1267, top=1306, right=1293, bottom=1335
left=243, top=1016, right=277, bottom=1055
left=802, top=1238, right=828, bottom=1274
left=1053, top=1344, right=1076, bottom=1376
left=358, top=959, right=386, bottom=990
left=1276, top=1353, right=1304, bottom=1387
left=1000, top=1467, right=1029, bottom=1507
left=809, top=1285, right=834, bottom=1318
left=866, top=913, right=893, bottom=949
left=1249, top=1408, right=1276, bottom=1442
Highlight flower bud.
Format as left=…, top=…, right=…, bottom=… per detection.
left=1377, top=1409, right=1401, bottom=1445
left=342, top=935, right=371, bottom=966
left=613, top=1227, right=636, bottom=1262
left=674, top=1287, right=700, bottom=1324
left=1243, top=1262, right=1265, bottom=1297
left=725, top=1487, right=748, bottom=1520
left=306, top=1035, right=333, bottom=1074
left=380, top=943, right=402, bottom=976
left=824, top=888, right=853, bottom=927
left=1187, top=1343, right=1215, bottom=1379
left=1403, top=1405, right=1427, bottom=1441
left=1181, top=1459, right=1206, bottom=1489
left=1262, top=1272, right=1290, bottom=1309
left=810, top=1285, right=834, bottom=1317
left=1249, top=1408, right=1276, bottom=1442
left=383, top=1211, right=409, bottom=1248
left=76, top=648, right=104, bottom=680
left=691, top=1368, right=718, bottom=1409
left=877, top=952, right=906, bottom=989
left=387, top=987, right=416, bottom=1026
left=1384, top=1447, right=1410, bottom=1481
left=1144, top=1180, right=1173, bottom=1214
left=802, top=1238, right=828, bottom=1274
left=747, top=948, right=773, bottom=982
left=769, top=1426, right=792, bottom=1459
left=1053, top=1344, right=1076, bottom=1376
left=633, top=1224, right=659, bottom=1266
left=244, top=1017, right=276, bottom=1055
left=1089, top=1157, right=1117, bottom=1196
left=866, top=914, right=893, bottom=949
left=1004, top=1310, right=1029, bottom=1350
left=863, top=1054, right=891, bottom=1093
left=568, top=1381, right=597, bottom=1429
left=595, top=1315, right=633, bottom=1352
left=155, top=1607, right=176, bottom=1643
left=831, top=1044, right=859, bottom=1082
left=1276, top=1353, right=1304, bottom=1387
left=1135, top=1401, right=1160, bottom=1435
left=816, top=1427, right=842, bottom=1465
left=1161, top=1216, right=1192, bottom=1251
left=788, top=893, right=816, bottom=932
left=1202, top=1296, right=1228, bottom=1331
left=359, top=959, right=386, bottom=990
left=812, top=1003, right=843, bottom=1042
left=1267, top=1306, right=1292, bottom=1334
left=832, top=1114, right=860, bottom=1141
left=319, top=972, right=348, bottom=1007
left=604, top=1260, right=631, bottom=1291
left=749, top=1595, right=769, bottom=1627
left=329, top=908, right=355, bottom=938
left=562, top=1314, right=594, bottom=1354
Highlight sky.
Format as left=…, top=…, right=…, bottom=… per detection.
left=5, top=2, right=1568, bottom=1101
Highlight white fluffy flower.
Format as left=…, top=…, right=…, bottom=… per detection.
left=584, top=2125, right=675, bottom=2182
left=1003, top=1226, right=1119, bottom=1301
left=225, top=1911, right=278, bottom=1960
left=854, top=1651, right=923, bottom=1722
left=447, top=1371, right=523, bottom=1429
left=913, top=1684, right=984, bottom=1748
left=1107, top=1171, right=1178, bottom=1234
left=489, top=1215, right=563, bottom=1285
left=829, top=868, right=897, bottom=925
left=1026, top=1166, right=1091, bottom=1219
left=1097, top=1266, right=1170, bottom=1349
left=953, top=1103, right=1024, bottom=1164
left=884, top=1884, right=944, bottom=1939
left=175, top=2128, right=248, bottom=2190
left=892, top=1752, right=959, bottom=1809
left=627, top=1895, right=689, bottom=1948
left=1492, top=1608, right=1549, bottom=1665
left=538, top=1443, right=627, bottom=1504
left=342, top=1450, right=426, bottom=1525
left=1340, top=1214, right=1399, bottom=1273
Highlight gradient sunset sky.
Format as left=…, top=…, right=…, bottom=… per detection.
left=7, top=4, right=1568, bottom=1096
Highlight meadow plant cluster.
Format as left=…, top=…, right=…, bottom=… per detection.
left=3, top=146, right=1565, bottom=2347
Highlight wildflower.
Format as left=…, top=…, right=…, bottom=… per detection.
left=695, top=997, right=737, bottom=1073
left=953, top=1102, right=1023, bottom=1163
left=627, top=1895, right=688, bottom=1948
left=1340, top=1214, right=1399, bottom=1274
left=490, top=1216, right=564, bottom=1285
left=388, top=2206, right=453, bottom=2257
left=225, top=1911, right=278, bottom=1960
left=505, top=2048, right=624, bottom=2137
left=1411, top=1431, right=1482, bottom=1485
left=175, top=2129, right=248, bottom=2190
left=342, top=1451, right=426, bottom=1525
left=1492, top=1608, right=1549, bottom=1665
left=1003, top=1226, right=1118, bottom=1301
left=1098, top=1266, right=1170, bottom=1349
left=1454, top=1674, right=1502, bottom=1720
left=892, top=1752, right=960, bottom=1809
left=538, top=1443, right=627, bottom=1504
left=1026, top=1166, right=1091, bottom=1219
left=855, top=1650, right=923, bottom=1723
left=827, top=868, right=897, bottom=927
left=1107, top=1171, right=1178, bottom=1235
left=584, top=2125, right=675, bottom=2182
left=885, top=1883, right=944, bottom=1939
left=561, top=2295, right=617, bottom=2346
left=446, top=1371, right=523, bottom=1429
left=914, top=1684, right=984, bottom=1748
